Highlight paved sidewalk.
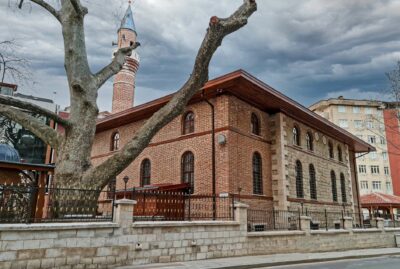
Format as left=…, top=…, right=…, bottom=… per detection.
left=117, top=248, right=400, bottom=269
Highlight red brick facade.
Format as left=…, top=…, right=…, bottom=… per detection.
left=384, top=109, right=400, bottom=196
left=93, top=71, right=372, bottom=213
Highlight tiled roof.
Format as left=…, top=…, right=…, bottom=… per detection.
left=120, top=5, right=136, bottom=33
left=360, top=192, right=400, bottom=205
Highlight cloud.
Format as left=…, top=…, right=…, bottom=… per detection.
left=1, top=0, right=400, bottom=111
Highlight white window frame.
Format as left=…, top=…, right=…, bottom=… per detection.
left=359, top=165, right=367, bottom=174
left=338, top=105, right=346, bottom=113
left=384, top=167, right=390, bottom=175
left=372, top=181, right=381, bottom=190
left=371, top=165, right=380, bottom=174
left=360, top=181, right=369, bottom=189
left=353, top=106, right=360, bottom=113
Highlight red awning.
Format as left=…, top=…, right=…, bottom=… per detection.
left=361, top=192, right=400, bottom=207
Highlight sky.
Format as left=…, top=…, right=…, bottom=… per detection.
left=1, top=0, right=400, bottom=111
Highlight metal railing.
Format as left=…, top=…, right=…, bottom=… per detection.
left=247, top=209, right=301, bottom=232
left=0, top=183, right=114, bottom=223
left=306, top=209, right=346, bottom=230
left=129, top=190, right=235, bottom=221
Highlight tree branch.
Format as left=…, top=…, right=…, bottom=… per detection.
left=0, top=95, right=70, bottom=127
left=84, top=0, right=257, bottom=187
left=69, top=0, right=88, bottom=16
left=29, top=0, right=61, bottom=22
left=93, top=42, right=141, bottom=89
left=0, top=105, right=62, bottom=149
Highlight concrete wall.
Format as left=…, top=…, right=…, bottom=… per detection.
left=0, top=201, right=398, bottom=269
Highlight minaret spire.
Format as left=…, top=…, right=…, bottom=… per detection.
left=111, top=2, right=140, bottom=113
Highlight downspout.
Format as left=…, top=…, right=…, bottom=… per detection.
left=202, top=90, right=216, bottom=220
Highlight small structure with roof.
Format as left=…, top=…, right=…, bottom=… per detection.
left=361, top=192, right=400, bottom=226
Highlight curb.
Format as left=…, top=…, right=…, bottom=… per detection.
left=210, top=252, right=400, bottom=269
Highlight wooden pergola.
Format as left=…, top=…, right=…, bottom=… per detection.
left=361, top=192, right=400, bottom=220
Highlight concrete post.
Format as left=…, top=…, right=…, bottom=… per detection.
left=343, top=216, right=353, bottom=232
left=300, top=216, right=311, bottom=235
left=113, top=199, right=136, bottom=233
left=234, top=202, right=249, bottom=232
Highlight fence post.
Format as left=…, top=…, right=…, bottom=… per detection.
left=188, top=193, right=191, bottom=221
left=231, top=194, right=235, bottom=221
left=234, top=201, right=249, bottom=232
left=113, top=199, right=136, bottom=234
left=273, top=209, right=276, bottom=230
left=325, top=209, right=328, bottom=231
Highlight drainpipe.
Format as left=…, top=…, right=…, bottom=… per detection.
left=355, top=148, right=370, bottom=227
left=202, top=90, right=216, bottom=220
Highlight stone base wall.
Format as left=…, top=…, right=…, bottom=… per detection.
left=0, top=202, right=398, bottom=269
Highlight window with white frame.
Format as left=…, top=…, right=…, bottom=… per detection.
left=338, top=119, right=348, bottom=128
left=353, top=106, right=360, bottom=113
left=338, top=105, right=346, bottom=113
left=365, top=107, right=373, bottom=114
left=356, top=152, right=365, bottom=160
left=366, top=121, right=374, bottom=129
left=380, top=137, right=386, bottom=144
left=359, top=165, right=367, bottom=174
left=368, top=136, right=376, bottom=144
left=384, top=167, right=390, bottom=175
left=360, top=181, right=369, bottom=189
left=386, top=182, right=392, bottom=192
left=382, top=152, right=388, bottom=160
left=371, top=165, right=380, bottom=174
left=369, top=152, right=377, bottom=160
left=372, top=181, right=381, bottom=190
left=354, top=120, right=363, bottom=129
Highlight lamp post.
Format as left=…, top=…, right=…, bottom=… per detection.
left=123, top=176, right=129, bottom=198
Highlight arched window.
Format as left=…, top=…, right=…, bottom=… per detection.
left=182, top=112, right=195, bottom=135
left=252, top=152, right=263, bottom=194
left=328, top=141, right=334, bottom=159
left=340, top=173, right=347, bottom=203
left=111, top=132, right=120, bottom=151
left=140, top=159, right=151, bottom=187
left=337, top=146, right=343, bottom=162
left=306, top=132, right=313, bottom=151
left=295, top=160, right=304, bottom=198
left=309, top=164, right=317, bottom=200
left=251, top=113, right=260, bottom=135
left=181, top=151, right=194, bottom=193
left=331, top=170, right=338, bottom=202
left=293, top=126, right=300, bottom=146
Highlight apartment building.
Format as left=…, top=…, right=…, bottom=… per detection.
left=310, top=97, right=395, bottom=196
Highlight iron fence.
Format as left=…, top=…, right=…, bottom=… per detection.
left=0, top=183, right=114, bottom=223
left=247, top=209, right=301, bottom=232
left=131, top=190, right=235, bottom=221
left=306, top=209, right=346, bottom=230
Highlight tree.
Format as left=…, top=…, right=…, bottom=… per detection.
left=0, top=39, right=32, bottom=85
left=0, top=1, right=257, bottom=195
left=386, top=60, right=400, bottom=107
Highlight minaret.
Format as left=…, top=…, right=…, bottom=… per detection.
left=112, top=3, right=140, bottom=113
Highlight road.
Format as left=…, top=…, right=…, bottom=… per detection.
left=262, top=256, right=400, bottom=269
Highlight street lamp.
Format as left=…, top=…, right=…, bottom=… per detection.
left=123, top=176, right=129, bottom=198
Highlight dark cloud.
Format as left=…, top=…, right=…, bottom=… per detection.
left=1, top=0, right=400, bottom=112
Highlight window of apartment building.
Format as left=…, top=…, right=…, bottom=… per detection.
left=338, top=105, right=346, bottom=112
left=306, top=132, right=313, bottom=151
left=252, top=152, right=263, bottom=195
left=380, top=137, right=386, bottom=145
left=251, top=113, right=260, bottom=135
left=379, top=123, right=385, bottom=131
left=386, top=182, right=392, bottom=192
left=293, top=125, right=300, bottom=146
left=309, top=164, right=317, bottom=200
left=181, top=151, right=195, bottom=193
left=356, top=152, right=365, bottom=160
left=110, top=132, right=120, bottom=151
left=372, top=181, right=381, bottom=190
left=182, top=111, right=195, bottom=135
left=354, top=120, right=363, bottom=129
left=295, top=160, right=304, bottom=198
left=360, top=181, right=369, bottom=189
left=337, top=146, right=343, bottom=162
left=340, top=173, right=347, bottom=203
left=369, top=152, right=377, bottom=160
left=140, top=159, right=151, bottom=187
left=367, top=135, right=376, bottom=144
left=366, top=121, right=374, bottom=129
left=384, top=167, right=390, bottom=175
left=382, top=152, right=388, bottom=160
left=331, top=170, right=338, bottom=202
left=359, top=165, right=367, bottom=174
left=370, top=165, right=380, bottom=174
left=353, top=106, right=360, bottom=113
left=328, top=141, right=334, bottom=159
left=365, top=107, right=373, bottom=114
left=338, top=119, right=348, bottom=128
